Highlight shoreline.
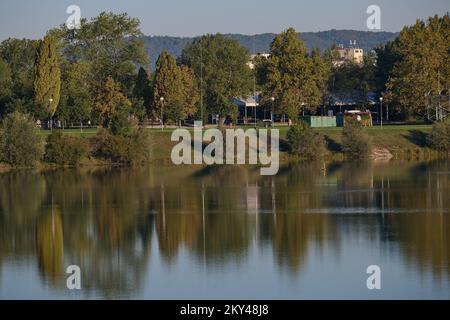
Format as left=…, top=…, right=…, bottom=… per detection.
left=1, top=125, right=447, bottom=171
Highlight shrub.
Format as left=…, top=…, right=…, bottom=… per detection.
left=286, top=122, right=326, bottom=160
left=90, top=128, right=150, bottom=166
left=109, top=107, right=139, bottom=136
left=0, top=112, right=43, bottom=167
left=427, top=120, right=450, bottom=152
left=341, top=118, right=372, bottom=159
left=44, top=131, right=89, bottom=165
left=344, top=113, right=372, bottom=127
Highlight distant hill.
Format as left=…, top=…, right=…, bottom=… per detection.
left=142, top=30, right=398, bottom=70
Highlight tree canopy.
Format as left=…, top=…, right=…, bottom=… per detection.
left=258, top=28, right=330, bottom=121
left=33, top=35, right=61, bottom=119
left=151, top=52, right=199, bottom=125
left=180, top=34, right=252, bottom=122
left=384, top=14, right=450, bottom=118
left=0, top=39, right=38, bottom=116
left=56, top=12, right=148, bottom=95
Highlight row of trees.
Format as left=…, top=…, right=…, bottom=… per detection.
left=0, top=13, right=149, bottom=128
left=0, top=12, right=449, bottom=125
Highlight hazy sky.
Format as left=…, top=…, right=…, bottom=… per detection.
left=0, top=0, right=449, bottom=40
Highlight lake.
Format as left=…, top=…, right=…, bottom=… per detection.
left=0, top=160, right=449, bottom=299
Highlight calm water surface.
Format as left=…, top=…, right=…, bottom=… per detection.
left=0, top=161, right=449, bottom=299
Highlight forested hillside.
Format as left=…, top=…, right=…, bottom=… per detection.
left=143, top=30, right=398, bottom=69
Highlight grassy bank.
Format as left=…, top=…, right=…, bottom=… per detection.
left=315, top=125, right=437, bottom=160
left=34, top=124, right=439, bottom=165
left=146, top=124, right=438, bottom=163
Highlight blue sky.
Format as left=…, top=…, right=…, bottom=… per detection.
left=0, top=0, right=449, bottom=40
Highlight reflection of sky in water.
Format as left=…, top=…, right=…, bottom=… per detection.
left=0, top=161, right=449, bottom=299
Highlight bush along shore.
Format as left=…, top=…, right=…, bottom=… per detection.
left=285, top=119, right=450, bottom=162
left=0, top=112, right=151, bottom=170
left=1, top=112, right=450, bottom=171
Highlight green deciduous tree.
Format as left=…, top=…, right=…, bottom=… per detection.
left=152, top=52, right=182, bottom=121
left=181, top=34, right=252, bottom=123
left=330, top=54, right=377, bottom=108
left=152, top=52, right=199, bottom=125
left=308, top=48, right=331, bottom=109
left=44, top=131, right=89, bottom=165
left=427, top=119, right=450, bottom=152
left=93, top=77, right=131, bottom=129
left=59, top=60, right=92, bottom=125
left=0, top=59, right=13, bottom=115
left=58, top=12, right=147, bottom=96
left=374, top=41, right=401, bottom=95
left=341, top=118, right=372, bottom=159
left=34, top=35, right=61, bottom=121
left=385, top=14, right=450, bottom=118
left=178, top=65, right=199, bottom=119
left=0, top=38, right=38, bottom=115
left=287, top=122, right=326, bottom=160
left=261, top=28, right=329, bottom=122
left=0, top=112, right=43, bottom=167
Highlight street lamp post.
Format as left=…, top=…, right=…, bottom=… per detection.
left=160, top=97, right=165, bottom=131
left=254, top=94, right=257, bottom=128
left=270, top=97, right=275, bottom=127
left=49, top=98, right=53, bottom=130
left=379, top=97, right=383, bottom=128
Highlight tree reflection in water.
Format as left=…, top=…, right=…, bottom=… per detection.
left=0, top=160, right=449, bottom=297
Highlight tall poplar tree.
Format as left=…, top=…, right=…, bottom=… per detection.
left=34, top=35, right=61, bottom=121
left=178, top=65, right=199, bottom=119
left=152, top=52, right=183, bottom=122
left=133, top=67, right=152, bottom=112
left=151, top=52, right=200, bottom=125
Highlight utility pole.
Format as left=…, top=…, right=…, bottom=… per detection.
left=271, top=97, right=275, bottom=127
left=253, top=36, right=257, bottom=128
left=160, top=97, right=165, bottom=131
left=200, top=42, right=203, bottom=126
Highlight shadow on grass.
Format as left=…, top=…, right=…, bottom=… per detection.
left=279, top=138, right=291, bottom=153
left=325, top=136, right=342, bottom=152
left=403, top=130, right=428, bottom=148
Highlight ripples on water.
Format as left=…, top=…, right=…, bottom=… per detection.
left=0, top=161, right=449, bottom=299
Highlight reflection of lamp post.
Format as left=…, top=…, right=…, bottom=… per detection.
left=379, top=97, right=383, bottom=128
left=425, top=91, right=434, bottom=121
left=160, top=97, right=165, bottom=130
left=270, top=97, right=275, bottom=127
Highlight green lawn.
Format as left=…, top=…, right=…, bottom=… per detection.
left=145, top=124, right=435, bottom=162
left=40, top=124, right=435, bottom=161
left=37, top=128, right=98, bottom=137
left=316, top=125, right=433, bottom=154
